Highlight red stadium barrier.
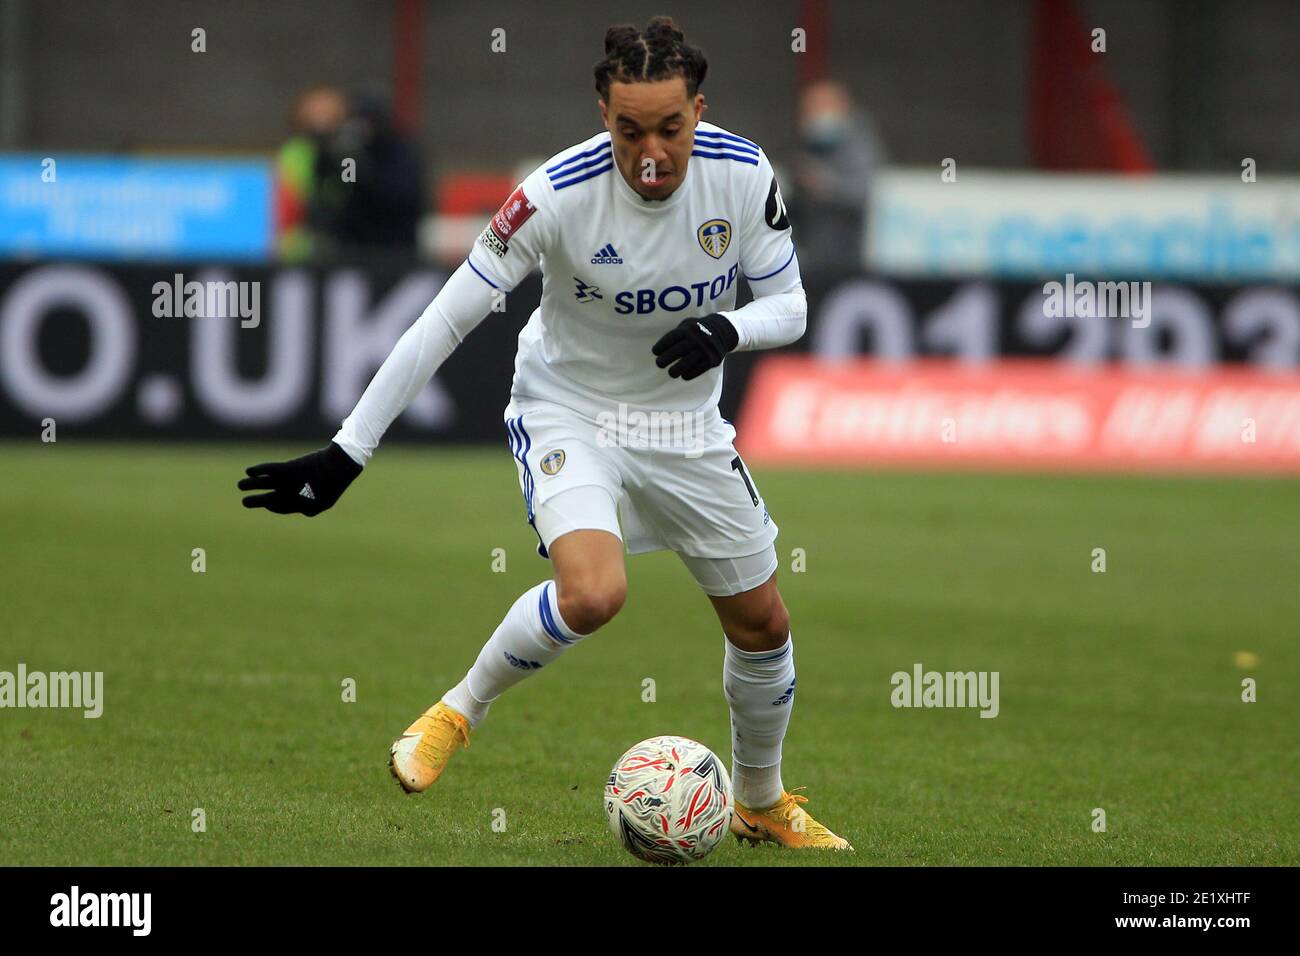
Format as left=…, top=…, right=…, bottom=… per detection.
left=737, top=357, right=1300, bottom=473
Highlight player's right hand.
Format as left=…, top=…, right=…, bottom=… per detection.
left=238, top=442, right=363, bottom=517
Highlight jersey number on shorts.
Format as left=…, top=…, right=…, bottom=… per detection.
left=730, top=455, right=759, bottom=506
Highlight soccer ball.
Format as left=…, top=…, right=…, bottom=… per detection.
left=604, top=735, right=732, bottom=865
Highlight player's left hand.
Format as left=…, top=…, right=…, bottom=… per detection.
left=651, top=314, right=739, bottom=380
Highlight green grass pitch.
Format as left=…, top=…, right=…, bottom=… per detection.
left=1, top=442, right=1296, bottom=866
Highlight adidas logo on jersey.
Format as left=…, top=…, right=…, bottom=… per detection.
left=590, top=243, right=623, bottom=265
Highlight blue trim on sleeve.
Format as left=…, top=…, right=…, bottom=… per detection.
left=546, top=140, right=612, bottom=174
left=552, top=161, right=614, bottom=189
left=467, top=257, right=502, bottom=289
left=694, top=131, right=759, bottom=155
left=548, top=150, right=612, bottom=182
left=748, top=243, right=795, bottom=280
left=744, top=244, right=796, bottom=282
left=690, top=149, right=759, bottom=166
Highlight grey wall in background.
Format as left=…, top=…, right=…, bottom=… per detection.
left=5, top=0, right=1297, bottom=173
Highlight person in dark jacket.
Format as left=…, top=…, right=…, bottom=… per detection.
left=327, top=93, right=426, bottom=255
left=788, top=79, right=884, bottom=273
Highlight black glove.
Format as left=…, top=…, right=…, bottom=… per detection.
left=651, top=314, right=739, bottom=381
left=238, top=442, right=362, bottom=517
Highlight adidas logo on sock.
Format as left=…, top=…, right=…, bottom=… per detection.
left=299, top=483, right=315, bottom=500
left=772, top=678, right=796, bottom=706
left=590, top=243, right=623, bottom=265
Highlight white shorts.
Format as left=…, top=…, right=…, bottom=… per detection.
left=503, top=397, right=779, bottom=594
left=530, top=484, right=779, bottom=596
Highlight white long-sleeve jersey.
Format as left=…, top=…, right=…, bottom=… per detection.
left=334, top=120, right=807, bottom=465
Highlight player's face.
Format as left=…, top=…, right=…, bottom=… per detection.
left=600, top=78, right=705, bottom=201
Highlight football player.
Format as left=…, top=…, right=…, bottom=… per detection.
left=239, top=16, right=850, bottom=850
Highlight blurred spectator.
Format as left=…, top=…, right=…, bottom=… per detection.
left=788, top=79, right=884, bottom=272
left=276, top=85, right=350, bottom=261
left=328, top=93, right=426, bottom=256
left=276, top=87, right=426, bottom=261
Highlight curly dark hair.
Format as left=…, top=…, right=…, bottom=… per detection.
left=593, top=16, right=709, bottom=101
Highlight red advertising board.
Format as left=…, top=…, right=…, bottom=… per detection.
left=737, top=357, right=1300, bottom=473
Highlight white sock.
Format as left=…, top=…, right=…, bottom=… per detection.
left=443, top=580, right=585, bottom=727
left=723, top=633, right=795, bottom=809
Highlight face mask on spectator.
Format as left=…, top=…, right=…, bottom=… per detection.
left=801, top=113, right=849, bottom=152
